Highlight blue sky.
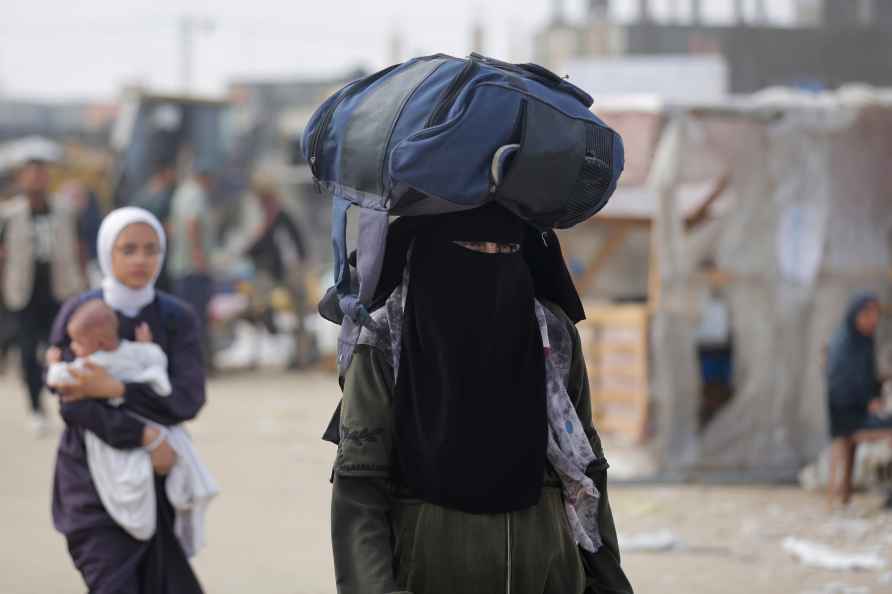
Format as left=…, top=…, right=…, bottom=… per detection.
left=0, top=0, right=794, bottom=100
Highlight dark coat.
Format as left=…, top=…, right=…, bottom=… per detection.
left=827, top=293, right=881, bottom=438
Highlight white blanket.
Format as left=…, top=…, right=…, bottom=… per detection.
left=164, top=427, right=220, bottom=557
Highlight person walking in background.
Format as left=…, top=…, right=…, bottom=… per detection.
left=134, top=157, right=178, bottom=291
left=245, top=172, right=307, bottom=282
left=168, top=161, right=217, bottom=370
left=244, top=172, right=310, bottom=368
left=826, top=293, right=892, bottom=507
left=134, top=157, right=178, bottom=228
left=0, top=156, right=85, bottom=434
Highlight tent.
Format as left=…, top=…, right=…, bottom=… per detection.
left=567, top=87, right=892, bottom=480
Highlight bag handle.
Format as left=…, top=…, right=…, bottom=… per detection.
left=468, top=53, right=593, bottom=107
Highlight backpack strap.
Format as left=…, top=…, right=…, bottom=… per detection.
left=330, top=194, right=389, bottom=329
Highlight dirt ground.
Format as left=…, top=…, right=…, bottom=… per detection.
left=2, top=365, right=891, bottom=594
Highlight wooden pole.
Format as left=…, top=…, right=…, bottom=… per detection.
left=577, top=223, right=631, bottom=295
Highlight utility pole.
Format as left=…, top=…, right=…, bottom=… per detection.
left=753, top=0, right=768, bottom=24
left=732, top=0, right=745, bottom=24
left=691, top=0, right=703, bottom=25
left=639, top=0, right=652, bottom=23
left=471, top=19, right=485, bottom=54
left=588, top=0, right=609, bottom=21
left=666, top=0, right=681, bottom=22
left=179, top=15, right=215, bottom=95
left=551, top=0, right=567, bottom=24
left=388, top=27, right=404, bottom=65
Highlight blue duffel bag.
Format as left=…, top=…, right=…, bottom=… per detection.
left=302, top=52, right=624, bottom=334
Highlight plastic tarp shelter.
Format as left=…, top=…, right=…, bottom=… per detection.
left=615, top=87, right=892, bottom=480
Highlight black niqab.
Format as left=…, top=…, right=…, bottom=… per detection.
left=367, top=213, right=584, bottom=323
left=394, top=204, right=548, bottom=513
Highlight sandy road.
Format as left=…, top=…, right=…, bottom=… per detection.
left=2, top=366, right=890, bottom=594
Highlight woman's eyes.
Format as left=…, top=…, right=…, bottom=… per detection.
left=453, top=241, right=520, bottom=254
left=120, top=245, right=161, bottom=256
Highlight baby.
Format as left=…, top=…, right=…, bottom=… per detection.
left=49, top=299, right=217, bottom=556
left=48, top=298, right=171, bottom=398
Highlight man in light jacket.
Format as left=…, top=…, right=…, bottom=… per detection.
left=0, top=156, right=85, bottom=433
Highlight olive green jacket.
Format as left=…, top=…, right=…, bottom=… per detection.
left=329, top=301, right=633, bottom=594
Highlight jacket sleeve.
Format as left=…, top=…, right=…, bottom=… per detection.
left=332, top=476, right=403, bottom=594
left=121, top=302, right=206, bottom=425
left=568, top=322, right=635, bottom=594
left=331, top=344, right=403, bottom=594
left=59, top=400, right=145, bottom=449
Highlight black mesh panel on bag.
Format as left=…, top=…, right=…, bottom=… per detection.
left=562, top=124, right=615, bottom=227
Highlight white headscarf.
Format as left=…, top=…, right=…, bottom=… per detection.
left=97, top=207, right=167, bottom=317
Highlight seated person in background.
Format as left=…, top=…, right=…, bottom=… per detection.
left=47, top=298, right=217, bottom=555
left=826, top=292, right=892, bottom=507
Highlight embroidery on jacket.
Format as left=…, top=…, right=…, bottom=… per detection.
left=341, top=426, right=385, bottom=447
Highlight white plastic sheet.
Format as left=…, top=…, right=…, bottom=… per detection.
left=782, top=537, right=887, bottom=572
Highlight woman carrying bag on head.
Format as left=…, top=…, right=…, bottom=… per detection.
left=326, top=204, right=634, bottom=594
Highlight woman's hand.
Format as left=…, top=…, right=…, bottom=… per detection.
left=46, top=346, right=62, bottom=365
left=135, top=322, right=154, bottom=343
left=57, top=361, right=126, bottom=403
left=142, top=426, right=177, bottom=475
left=868, top=398, right=885, bottom=416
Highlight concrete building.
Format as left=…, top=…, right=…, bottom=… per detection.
left=565, top=54, right=728, bottom=103
left=536, top=0, right=892, bottom=94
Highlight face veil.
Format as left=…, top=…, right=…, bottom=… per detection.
left=393, top=204, right=548, bottom=513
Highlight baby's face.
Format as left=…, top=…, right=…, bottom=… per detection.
left=68, top=325, right=117, bottom=358
left=69, top=329, right=102, bottom=358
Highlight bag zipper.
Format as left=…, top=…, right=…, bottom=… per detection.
left=505, top=512, right=512, bottom=594
left=308, top=87, right=351, bottom=179
left=469, top=52, right=592, bottom=107
left=426, top=60, right=477, bottom=128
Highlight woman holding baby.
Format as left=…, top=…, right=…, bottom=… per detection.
left=48, top=207, right=207, bottom=593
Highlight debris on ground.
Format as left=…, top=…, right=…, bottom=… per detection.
left=801, top=583, right=870, bottom=594
left=619, top=530, right=683, bottom=552
left=782, top=537, right=887, bottom=572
